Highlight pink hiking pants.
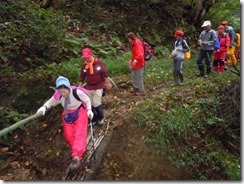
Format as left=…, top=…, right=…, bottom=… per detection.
left=62, top=108, right=88, bottom=158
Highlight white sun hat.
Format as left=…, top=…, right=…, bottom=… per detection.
left=201, top=21, right=211, bottom=27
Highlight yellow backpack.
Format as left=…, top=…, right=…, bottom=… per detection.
left=184, top=50, right=191, bottom=61
left=235, top=33, right=240, bottom=48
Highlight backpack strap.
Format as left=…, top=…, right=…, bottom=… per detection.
left=73, top=88, right=88, bottom=109
left=72, top=88, right=81, bottom=101
left=210, top=29, right=217, bottom=41
left=179, top=39, right=189, bottom=52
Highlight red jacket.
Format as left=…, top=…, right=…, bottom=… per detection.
left=80, top=58, right=108, bottom=90
left=130, top=37, right=146, bottom=70
left=214, top=32, right=230, bottom=60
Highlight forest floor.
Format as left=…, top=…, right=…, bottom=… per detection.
left=0, top=75, right=189, bottom=180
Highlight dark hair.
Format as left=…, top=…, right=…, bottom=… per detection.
left=126, top=32, right=136, bottom=40
left=57, top=84, right=69, bottom=90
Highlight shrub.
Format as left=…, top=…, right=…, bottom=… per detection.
left=0, top=1, right=67, bottom=69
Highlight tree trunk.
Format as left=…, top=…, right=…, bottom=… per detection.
left=186, top=0, right=218, bottom=27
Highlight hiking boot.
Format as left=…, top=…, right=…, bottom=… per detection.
left=68, top=157, right=81, bottom=171
left=195, top=73, right=204, bottom=77
left=179, top=73, right=184, bottom=85
left=204, top=74, right=209, bottom=78
left=130, top=87, right=139, bottom=94
left=135, top=91, right=145, bottom=96
left=171, top=83, right=179, bottom=87
left=98, top=119, right=104, bottom=125
left=179, top=82, right=184, bottom=86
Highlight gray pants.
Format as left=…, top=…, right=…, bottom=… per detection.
left=173, top=59, right=184, bottom=73
left=131, top=67, right=145, bottom=92
left=172, top=59, right=184, bottom=84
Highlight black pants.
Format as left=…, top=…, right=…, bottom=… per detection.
left=91, top=105, right=104, bottom=122
left=197, top=50, right=213, bottom=76
left=213, top=60, right=224, bottom=67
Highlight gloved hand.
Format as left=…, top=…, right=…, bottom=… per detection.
left=87, top=110, right=94, bottom=120
left=36, top=106, right=46, bottom=116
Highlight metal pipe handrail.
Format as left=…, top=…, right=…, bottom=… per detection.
left=0, top=112, right=43, bottom=137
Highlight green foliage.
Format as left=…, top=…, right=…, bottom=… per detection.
left=103, top=53, right=130, bottom=76
left=0, top=1, right=67, bottom=68
left=5, top=111, right=29, bottom=121
left=205, top=0, right=240, bottom=31
left=0, top=106, right=29, bottom=131
left=16, top=52, right=130, bottom=88
left=153, top=46, right=170, bottom=57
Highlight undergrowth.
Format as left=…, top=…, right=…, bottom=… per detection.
left=133, top=58, right=240, bottom=180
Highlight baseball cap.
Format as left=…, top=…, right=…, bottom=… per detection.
left=201, top=21, right=211, bottom=27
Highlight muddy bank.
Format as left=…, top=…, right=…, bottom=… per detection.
left=95, top=118, right=189, bottom=180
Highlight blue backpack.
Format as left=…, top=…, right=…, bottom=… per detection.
left=213, top=37, right=220, bottom=50
left=210, top=31, right=220, bottom=50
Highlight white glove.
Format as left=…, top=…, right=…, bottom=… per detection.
left=36, top=106, right=46, bottom=116
left=87, top=110, right=94, bottom=120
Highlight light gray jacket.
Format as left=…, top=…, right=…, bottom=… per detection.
left=172, top=39, right=189, bottom=60
left=198, top=29, right=217, bottom=51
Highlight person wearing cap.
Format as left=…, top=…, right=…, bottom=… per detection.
left=213, top=25, right=230, bottom=73
left=170, top=30, right=190, bottom=86
left=79, top=48, right=112, bottom=126
left=36, top=76, right=93, bottom=171
left=221, top=20, right=237, bottom=67
left=196, top=20, right=218, bottom=78
left=126, top=32, right=146, bottom=96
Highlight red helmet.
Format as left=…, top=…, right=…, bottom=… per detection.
left=221, top=21, right=228, bottom=26
left=174, top=30, right=184, bottom=37
left=218, top=25, right=225, bottom=30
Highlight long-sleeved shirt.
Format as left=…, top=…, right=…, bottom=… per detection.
left=198, top=29, right=217, bottom=50
left=44, top=88, right=92, bottom=110
left=214, top=32, right=230, bottom=61
left=224, top=26, right=235, bottom=45
left=130, top=37, right=146, bottom=70
left=80, top=58, right=108, bottom=90
left=172, top=38, right=190, bottom=60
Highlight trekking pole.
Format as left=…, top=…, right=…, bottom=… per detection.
left=89, top=118, right=96, bottom=163
left=108, top=77, right=119, bottom=90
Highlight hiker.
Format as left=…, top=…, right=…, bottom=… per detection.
left=221, top=21, right=237, bottom=67
left=79, top=48, right=112, bottom=126
left=213, top=25, right=230, bottom=73
left=235, top=32, right=240, bottom=61
left=170, top=30, right=190, bottom=86
left=196, top=20, right=217, bottom=78
left=36, top=76, right=93, bottom=171
left=126, top=32, right=146, bottom=96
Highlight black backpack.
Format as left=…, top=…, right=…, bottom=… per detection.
left=142, top=40, right=154, bottom=61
